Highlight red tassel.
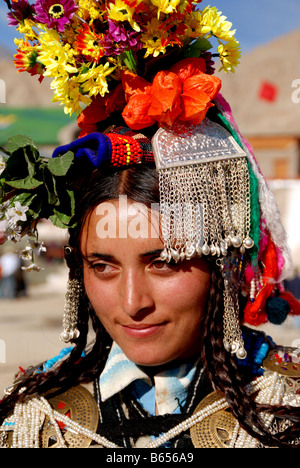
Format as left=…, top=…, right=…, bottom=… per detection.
left=244, top=233, right=278, bottom=326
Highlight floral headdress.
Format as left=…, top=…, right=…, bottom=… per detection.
left=1, top=0, right=299, bottom=355
left=1, top=0, right=241, bottom=259
left=5, top=0, right=240, bottom=117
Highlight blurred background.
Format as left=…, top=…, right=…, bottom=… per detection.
left=0, top=0, right=300, bottom=393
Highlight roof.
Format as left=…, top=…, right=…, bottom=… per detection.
left=0, top=107, right=76, bottom=145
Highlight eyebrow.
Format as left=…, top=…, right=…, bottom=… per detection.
left=85, top=249, right=164, bottom=261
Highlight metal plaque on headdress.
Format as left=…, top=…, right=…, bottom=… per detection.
left=152, top=119, right=246, bottom=170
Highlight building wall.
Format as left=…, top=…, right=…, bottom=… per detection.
left=247, top=136, right=300, bottom=179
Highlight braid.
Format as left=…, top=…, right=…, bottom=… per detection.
left=0, top=291, right=112, bottom=423
left=202, top=267, right=297, bottom=448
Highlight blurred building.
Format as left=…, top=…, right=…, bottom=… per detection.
left=219, top=29, right=300, bottom=271
left=0, top=52, right=76, bottom=155
left=219, top=29, right=300, bottom=179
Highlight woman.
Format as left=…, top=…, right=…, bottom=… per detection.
left=0, top=119, right=300, bottom=448
left=1, top=0, right=300, bottom=448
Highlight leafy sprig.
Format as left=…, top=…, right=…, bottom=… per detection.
left=0, top=134, right=76, bottom=235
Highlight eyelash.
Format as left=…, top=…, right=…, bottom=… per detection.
left=150, top=258, right=177, bottom=270
left=87, top=258, right=176, bottom=275
left=89, top=262, right=116, bottom=275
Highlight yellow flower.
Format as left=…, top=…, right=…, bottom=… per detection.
left=141, top=17, right=167, bottom=58
left=107, top=0, right=140, bottom=32
left=151, top=0, right=180, bottom=16
left=17, top=19, right=37, bottom=42
left=37, top=28, right=77, bottom=78
left=51, top=75, right=91, bottom=115
left=201, top=6, right=237, bottom=42
left=218, top=39, right=241, bottom=73
left=185, top=11, right=209, bottom=38
left=78, top=62, right=114, bottom=98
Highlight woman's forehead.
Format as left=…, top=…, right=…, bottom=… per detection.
left=81, top=197, right=162, bottom=249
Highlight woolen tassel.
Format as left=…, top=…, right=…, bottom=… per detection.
left=243, top=234, right=278, bottom=326
left=265, top=296, right=290, bottom=325
left=279, top=290, right=300, bottom=316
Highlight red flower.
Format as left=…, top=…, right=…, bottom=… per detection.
left=77, top=84, right=126, bottom=137
left=14, top=45, right=44, bottom=83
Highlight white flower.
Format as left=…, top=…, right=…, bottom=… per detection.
left=5, top=224, right=22, bottom=242
left=21, top=263, right=43, bottom=272
left=20, top=247, right=33, bottom=261
left=6, top=202, right=28, bottom=225
left=0, top=156, right=6, bottom=175
left=28, top=238, right=47, bottom=255
left=0, top=201, right=10, bottom=216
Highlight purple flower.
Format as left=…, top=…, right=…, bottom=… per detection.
left=104, top=20, right=141, bottom=56
left=201, top=52, right=215, bottom=75
left=7, top=0, right=36, bottom=26
left=34, top=0, right=78, bottom=32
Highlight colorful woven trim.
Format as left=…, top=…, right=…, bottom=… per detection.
left=108, top=127, right=154, bottom=166
left=52, top=126, right=154, bottom=168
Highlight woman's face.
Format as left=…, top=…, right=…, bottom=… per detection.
left=81, top=198, right=211, bottom=367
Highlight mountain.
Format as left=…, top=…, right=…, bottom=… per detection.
left=0, top=57, right=55, bottom=107
left=218, top=29, right=300, bottom=136
left=0, top=45, right=11, bottom=60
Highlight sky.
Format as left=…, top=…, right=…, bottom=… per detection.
left=0, top=0, right=299, bottom=55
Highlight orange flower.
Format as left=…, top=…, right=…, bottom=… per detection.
left=14, top=44, right=44, bottom=82
left=77, top=84, right=126, bottom=136
left=170, top=57, right=206, bottom=80
left=122, top=71, right=155, bottom=130
left=122, top=93, right=156, bottom=130
left=81, top=58, right=222, bottom=132
left=180, top=73, right=221, bottom=124
left=148, top=71, right=183, bottom=127
left=122, top=58, right=222, bottom=129
left=122, top=71, right=151, bottom=100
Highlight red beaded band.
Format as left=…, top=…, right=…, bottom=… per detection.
left=106, top=127, right=154, bottom=167
left=106, top=133, right=143, bottom=167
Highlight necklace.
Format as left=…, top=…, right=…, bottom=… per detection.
left=0, top=370, right=290, bottom=448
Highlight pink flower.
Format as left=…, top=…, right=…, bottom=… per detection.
left=34, top=0, right=78, bottom=32
left=7, top=0, right=35, bottom=26
left=104, top=20, right=141, bottom=56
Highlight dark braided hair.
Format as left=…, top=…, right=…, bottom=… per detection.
left=0, top=164, right=299, bottom=447
left=202, top=268, right=300, bottom=447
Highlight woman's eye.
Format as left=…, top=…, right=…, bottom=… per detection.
left=150, top=259, right=176, bottom=271
left=90, top=263, right=116, bottom=275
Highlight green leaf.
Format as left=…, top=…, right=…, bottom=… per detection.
left=6, top=175, right=43, bottom=190
left=184, top=38, right=213, bottom=58
left=13, top=192, right=38, bottom=206
left=49, top=188, right=75, bottom=228
left=122, top=50, right=137, bottom=72
left=42, top=166, right=59, bottom=205
left=6, top=135, right=39, bottom=154
left=47, top=151, right=74, bottom=177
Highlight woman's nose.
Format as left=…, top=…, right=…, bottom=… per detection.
left=120, top=269, right=154, bottom=317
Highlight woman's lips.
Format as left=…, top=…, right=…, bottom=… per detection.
left=121, top=323, right=166, bottom=338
